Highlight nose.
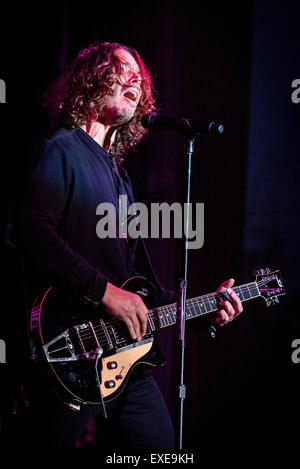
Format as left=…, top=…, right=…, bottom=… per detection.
left=127, top=71, right=141, bottom=86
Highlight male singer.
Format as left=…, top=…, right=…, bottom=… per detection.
left=19, top=41, right=243, bottom=449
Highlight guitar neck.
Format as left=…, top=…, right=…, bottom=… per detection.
left=147, top=282, right=260, bottom=331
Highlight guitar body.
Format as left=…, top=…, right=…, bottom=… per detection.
left=30, top=277, right=165, bottom=405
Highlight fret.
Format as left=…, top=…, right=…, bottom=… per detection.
left=170, top=305, right=177, bottom=324
left=164, top=309, right=170, bottom=326
left=162, top=307, right=168, bottom=325
left=204, top=296, right=212, bottom=313
left=158, top=312, right=165, bottom=328
left=169, top=306, right=176, bottom=325
left=243, top=285, right=252, bottom=300
left=188, top=298, right=204, bottom=316
left=164, top=304, right=175, bottom=324
left=249, top=283, right=260, bottom=297
left=190, top=300, right=197, bottom=317
left=198, top=298, right=207, bottom=315
left=150, top=310, right=160, bottom=330
left=166, top=306, right=173, bottom=324
left=155, top=312, right=162, bottom=329
left=186, top=303, right=193, bottom=319
left=233, top=282, right=259, bottom=301
left=148, top=313, right=155, bottom=331
left=156, top=312, right=162, bottom=328
left=207, top=295, right=217, bottom=312
left=234, top=287, right=245, bottom=300
left=163, top=310, right=168, bottom=327
left=200, top=297, right=209, bottom=313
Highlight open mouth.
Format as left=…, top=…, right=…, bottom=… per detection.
left=122, top=87, right=139, bottom=103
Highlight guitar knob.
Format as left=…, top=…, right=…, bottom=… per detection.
left=105, top=380, right=116, bottom=388
left=107, top=361, right=117, bottom=369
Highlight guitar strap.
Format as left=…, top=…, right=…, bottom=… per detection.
left=110, top=158, right=178, bottom=305
left=110, top=157, right=130, bottom=233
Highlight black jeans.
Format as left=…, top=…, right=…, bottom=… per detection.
left=15, top=371, right=175, bottom=450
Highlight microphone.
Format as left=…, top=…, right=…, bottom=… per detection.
left=141, top=113, right=224, bottom=137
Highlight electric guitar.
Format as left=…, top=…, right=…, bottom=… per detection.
left=30, top=268, right=284, bottom=406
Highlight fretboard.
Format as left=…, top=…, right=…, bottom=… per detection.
left=147, top=282, right=260, bottom=331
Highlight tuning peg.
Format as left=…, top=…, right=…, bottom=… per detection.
left=266, top=296, right=279, bottom=307
left=254, top=268, right=266, bottom=276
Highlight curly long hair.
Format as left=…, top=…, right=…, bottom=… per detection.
left=43, top=41, right=156, bottom=159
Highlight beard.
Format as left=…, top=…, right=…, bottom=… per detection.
left=100, top=102, right=136, bottom=127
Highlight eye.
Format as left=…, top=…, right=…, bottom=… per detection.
left=120, top=62, right=141, bottom=81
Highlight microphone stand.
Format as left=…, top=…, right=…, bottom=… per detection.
left=141, top=114, right=223, bottom=449
left=177, top=136, right=194, bottom=450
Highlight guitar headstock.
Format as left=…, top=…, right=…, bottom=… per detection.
left=254, top=268, right=285, bottom=306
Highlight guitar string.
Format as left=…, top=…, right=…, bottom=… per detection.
left=76, top=280, right=277, bottom=347
left=77, top=280, right=273, bottom=344
left=89, top=280, right=264, bottom=333
left=78, top=278, right=274, bottom=341
left=77, top=282, right=272, bottom=336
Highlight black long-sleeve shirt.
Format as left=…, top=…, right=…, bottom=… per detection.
left=20, top=127, right=175, bottom=305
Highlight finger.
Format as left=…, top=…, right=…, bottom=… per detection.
left=220, top=300, right=236, bottom=320
left=122, top=307, right=143, bottom=340
left=216, top=309, right=229, bottom=325
left=219, top=301, right=235, bottom=321
left=227, top=288, right=243, bottom=315
left=129, top=314, right=143, bottom=341
left=133, top=297, right=148, bottom=337
left=124, top=296, right=145, bottom=340
left=123, top=316, right=138, bottom=340
left=136, top=308, right=148, bottom=337
left=216, top=278, right=235, bottom=292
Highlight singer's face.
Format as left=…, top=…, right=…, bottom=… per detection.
left=100, top=48, right=142, bottom=126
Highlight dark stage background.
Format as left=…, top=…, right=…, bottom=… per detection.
left=0, top=0, right=299, bottom=450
